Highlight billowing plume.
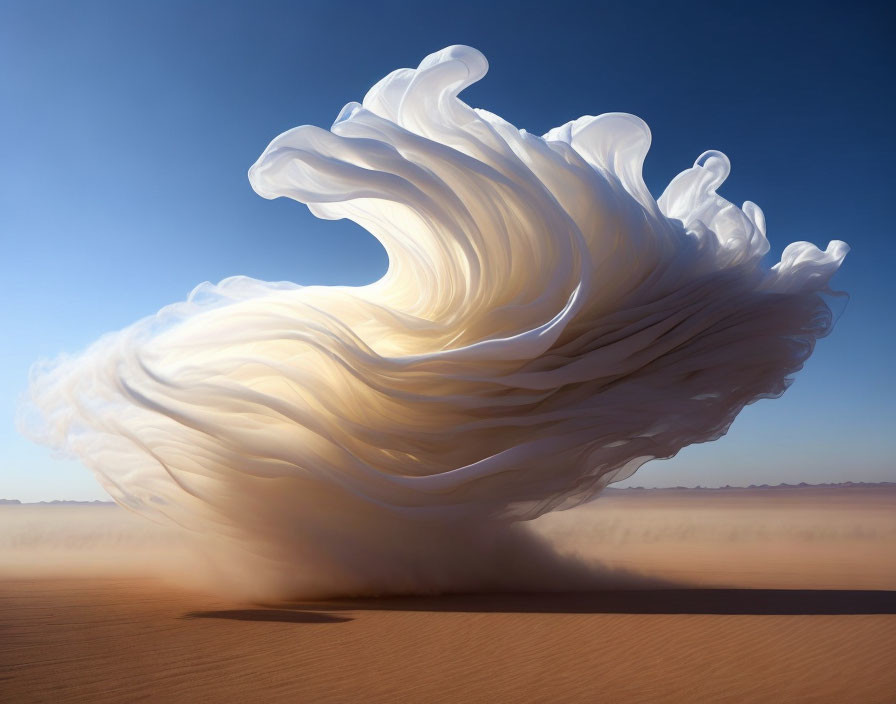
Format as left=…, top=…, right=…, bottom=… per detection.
left=21, top=46, right=847, bottom=597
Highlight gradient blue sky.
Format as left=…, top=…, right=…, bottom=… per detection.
left=1, top=0, right=893, bottom=500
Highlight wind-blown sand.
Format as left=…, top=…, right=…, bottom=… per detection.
left=2, top=484, right=895, bottom=703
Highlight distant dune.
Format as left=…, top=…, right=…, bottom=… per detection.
left=1, top=483, right=894, bottom=702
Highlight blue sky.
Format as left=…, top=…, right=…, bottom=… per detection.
left=1, top=0, right=893, bottom=500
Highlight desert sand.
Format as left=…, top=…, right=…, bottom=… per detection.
left=2, top=484, right=895, bottom=703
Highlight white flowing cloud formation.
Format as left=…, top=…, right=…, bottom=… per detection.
left=21, top=46, right=847, bottom=596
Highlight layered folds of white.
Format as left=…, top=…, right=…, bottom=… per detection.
left=22, top=46, right=847, bottom=595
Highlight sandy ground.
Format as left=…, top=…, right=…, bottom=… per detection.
left=2, top=485, right=895, bottom=703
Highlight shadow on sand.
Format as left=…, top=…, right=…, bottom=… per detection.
left=183, top=609, right=351, bottom=624
left=184, top=589, right=896, bottom=623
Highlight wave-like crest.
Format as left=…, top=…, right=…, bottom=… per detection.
left=21, top=46, right=847, bottom=597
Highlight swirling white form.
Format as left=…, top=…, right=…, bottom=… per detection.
left=21, top=46, right=847, bottom=596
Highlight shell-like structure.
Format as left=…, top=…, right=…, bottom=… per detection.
left=23, top=46, right=846, bottom=589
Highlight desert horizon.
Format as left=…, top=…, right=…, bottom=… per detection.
left=5, top=479, right=893, bottom=504
left=2, top=482, right=894, bottom=702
